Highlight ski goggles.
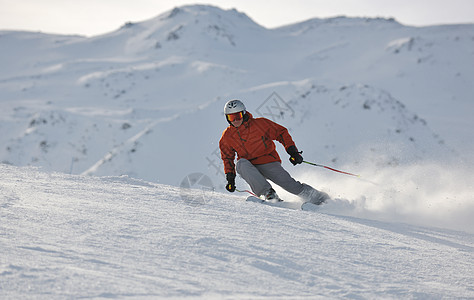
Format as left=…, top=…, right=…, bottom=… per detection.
left=226, top=111, right=244, bottom=122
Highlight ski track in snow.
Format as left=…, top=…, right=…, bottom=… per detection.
left=1, top=164, right=473, bottom=299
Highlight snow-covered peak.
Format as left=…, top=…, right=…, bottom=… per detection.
left=277, top=15, right=403, bottom=35
left=93, top=4, right=266, bottom=55
left=152, top=4, right=262, bottom=29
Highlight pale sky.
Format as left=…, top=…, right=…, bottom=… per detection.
left=1, top=0, right=473, bottom=36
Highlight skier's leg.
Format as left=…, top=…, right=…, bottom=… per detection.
left=298, top=183, right=330, bottom=205
left=236, top=159, right=272, bottom=197
left=255, top=162, right=304, bottom=195
left=257, top=162, right=329, bottom=204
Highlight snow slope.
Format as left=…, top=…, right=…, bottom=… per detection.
left=1, top=164, right=473, bottom=298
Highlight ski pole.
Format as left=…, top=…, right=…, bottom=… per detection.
left=303, top=161, right=360, bottom=177
left=236, top=189, right=259, bottom=197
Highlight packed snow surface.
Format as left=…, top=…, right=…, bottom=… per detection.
left=0, top=164, right=473, bottom=298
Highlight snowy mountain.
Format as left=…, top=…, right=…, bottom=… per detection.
left=1, top=164, right=473, bottom=298
left=0, top=5, right=473, bottom=190
left=1, top=5, right=473, bottom=190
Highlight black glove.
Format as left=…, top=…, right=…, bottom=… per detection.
left=287, top=145, right=303, bottom=165
left=225, top=172, right=236, bottom=192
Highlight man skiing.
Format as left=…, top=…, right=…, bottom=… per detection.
left=219, top=99, right=329, bottom=204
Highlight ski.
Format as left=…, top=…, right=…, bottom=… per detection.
left=246, top=196, right=303, bottom=210
left=301, top=201, right=324, bottom=211
left=246, top=195, right=327, bottom=211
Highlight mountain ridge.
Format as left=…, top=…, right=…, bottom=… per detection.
left=0, top=4, right=472, bottom=186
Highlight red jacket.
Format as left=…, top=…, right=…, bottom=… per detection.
left=219, top=112, right=296, bottom=174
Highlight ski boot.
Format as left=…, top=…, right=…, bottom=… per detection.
left=298, top=183, right=329, bottom=205
left=265, top=188, right=282, bottom=202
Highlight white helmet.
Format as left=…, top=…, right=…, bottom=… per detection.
left=224, top=99, right=246, bottom=115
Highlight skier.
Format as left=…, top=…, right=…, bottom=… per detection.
left=219, top=99, right=329, bottom=204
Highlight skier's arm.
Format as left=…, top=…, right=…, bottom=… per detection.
left=264, top=118, right=303, bottom=165
left=264, top=118, right=296, bottom=151
left=219, top=137, right=236, bottom=175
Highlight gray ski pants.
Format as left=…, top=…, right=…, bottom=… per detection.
left=236, top=158, right=304, bottom=197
